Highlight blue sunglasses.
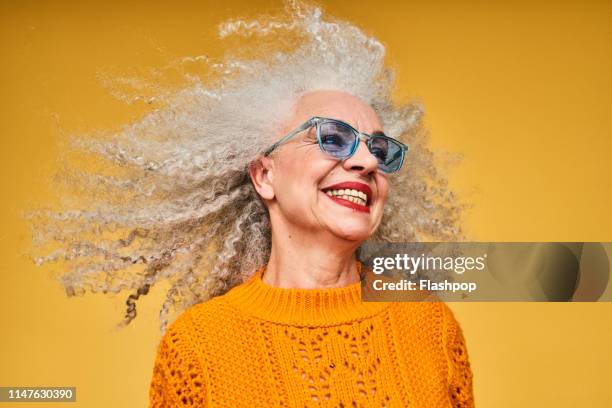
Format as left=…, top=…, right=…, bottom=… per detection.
left=263, top=116, right=409, bottom=173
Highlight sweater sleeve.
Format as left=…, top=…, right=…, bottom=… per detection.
left=442, top=304, right=475, bottom=408
left=149, top=311, right=207, bottom=407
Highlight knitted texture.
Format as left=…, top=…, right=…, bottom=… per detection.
left=149, top=264, right=475, bottom=407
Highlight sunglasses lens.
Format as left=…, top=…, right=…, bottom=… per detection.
left=370, top=136, right=404, bottom=173
left=318, top=122, right=356, bottom=157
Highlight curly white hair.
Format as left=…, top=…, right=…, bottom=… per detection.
left=27, top=0, right=466, bottom=333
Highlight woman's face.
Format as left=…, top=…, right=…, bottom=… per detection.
left=257, top=90, right=389, bottom=243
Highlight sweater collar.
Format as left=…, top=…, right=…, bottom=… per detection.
left=219, top=262, right=392, bottom=327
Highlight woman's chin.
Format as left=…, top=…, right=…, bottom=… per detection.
left=326, top=223, right=372, bottom=243
left=316, top=198, right=378, bottom=242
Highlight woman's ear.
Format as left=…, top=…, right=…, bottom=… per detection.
left=248, top=155, right=275, bottom=201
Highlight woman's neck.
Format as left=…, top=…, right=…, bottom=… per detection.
left=263, top=229, right=362, bottom=290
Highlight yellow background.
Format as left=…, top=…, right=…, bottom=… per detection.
left=1, top=0, right=611, bottom=406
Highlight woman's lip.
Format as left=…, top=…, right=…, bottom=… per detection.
left=323, top=192, right=370, bottom=213
left=321, top=181, right=373, bottom=205
left=322, top=181, right=373, bottom=196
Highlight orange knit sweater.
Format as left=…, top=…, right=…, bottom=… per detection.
left=149, top=264, right=475, bottom=407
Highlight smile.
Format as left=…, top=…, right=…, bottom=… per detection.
left=321, top=181, right=373, bottom=213
left=325, top=189, right=367, bottom=206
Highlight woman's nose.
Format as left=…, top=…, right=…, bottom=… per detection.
left=342, top=138, right=379, bottom=175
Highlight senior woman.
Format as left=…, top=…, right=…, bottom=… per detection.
left=148, top=87, right=475, bottom=407
left=28, top=2, right=473, bottom=407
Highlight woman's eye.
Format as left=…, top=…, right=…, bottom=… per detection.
left=322, top=134, right=341, bottom=145
left=371, top=148, right=387, bottom=161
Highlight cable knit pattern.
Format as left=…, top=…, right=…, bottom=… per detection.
left=149, top=263, right=475, bottom=407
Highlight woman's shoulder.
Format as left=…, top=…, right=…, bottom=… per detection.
left=167, top=295, right=233, bottom=333
left=387, top=299, right=463, bottom=339
left=159, top=271, right=266, bottom=346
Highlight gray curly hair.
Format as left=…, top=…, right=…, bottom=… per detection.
left=27, top=0, right=466, bottom=333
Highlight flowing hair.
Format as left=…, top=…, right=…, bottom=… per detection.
left=26, top=0, right=466, bottom=334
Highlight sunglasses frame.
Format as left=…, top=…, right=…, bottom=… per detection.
left=263, top=116, right=409, bottom=173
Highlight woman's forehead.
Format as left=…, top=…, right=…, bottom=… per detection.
left=289, top=90, right=383, bottom=133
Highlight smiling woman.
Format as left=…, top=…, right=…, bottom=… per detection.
left=254, top=91, right=394, bottom=245
left=27, top=1, right=472, bottom=407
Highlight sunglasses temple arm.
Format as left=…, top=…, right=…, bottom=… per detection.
left=263, top=119, right=314, bottom=156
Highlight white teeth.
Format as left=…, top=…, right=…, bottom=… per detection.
left=324, top=188, right=368, bottom=206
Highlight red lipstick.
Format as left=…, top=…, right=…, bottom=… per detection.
left=321, top=181, right=373, bottom=213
